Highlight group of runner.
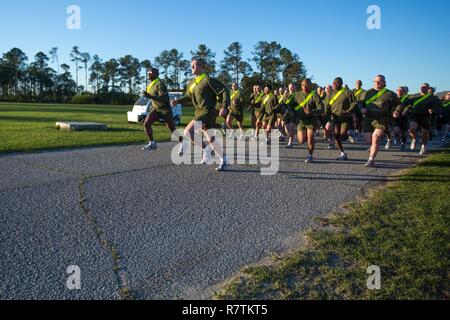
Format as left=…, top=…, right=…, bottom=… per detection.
left=141, top=58, right=450, bottom=171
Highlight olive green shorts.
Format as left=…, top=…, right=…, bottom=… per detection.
left=363, top=116, right=389, bottom=132
left=297, top=118, right=315, bottom=131
left=408, top=114, right=431, bottom=130
left=331, top=115, right=352, bottom=132
left=321, top=115, right=331, bottom=127
left=148, top=108, right=173, bottom=122
left=264, top=114, right=277, bottom=125
left=257, top=111, right=267, bottom=122
left=194, top=111, right=216, bottom=129
left=444, top=110, right=450, bottom=125
left=229, top=109, right=244, bottom=122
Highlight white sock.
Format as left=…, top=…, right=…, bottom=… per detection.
left=369, top=157, right=374, bottom=161
left=341, top=152, right=345, bottom=156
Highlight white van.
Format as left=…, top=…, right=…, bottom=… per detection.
left=127, top=92, right=183, bottom=125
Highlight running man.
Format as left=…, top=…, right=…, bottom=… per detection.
left=250, top=85, right=264, bottom=137
left=351, top=80, right=365, bottom=138
left=248, top=86, right=258, bottom=133
left=287, top=79, right=324, bottom=163
left=141, top=68, right=179, bottom=151
left=283, top=83, right=298, bottom=148
left=226, top=82, right=245, bottom=140
left=325, top=77, right=357, bottom=160
left=403, top=83, right=442, bottom=155
left=392, top=86, right=410, bottom=150
left=255, top=85, right=278, bottom=144
left=171, top=58, right=230, bottom=171
left=358, top=75, right=400, bottom=167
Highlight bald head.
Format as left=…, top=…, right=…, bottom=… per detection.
left=373, top=75, right=386, bottom=90
left=396, top=86, right=405, bottom=98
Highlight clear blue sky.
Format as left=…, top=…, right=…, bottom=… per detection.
left=1, top=0, right=449, bottom=92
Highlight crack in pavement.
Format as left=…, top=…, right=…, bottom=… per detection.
left=5, top=157, right=176, bottom=300
left=78, top=175, right=132, bottom=300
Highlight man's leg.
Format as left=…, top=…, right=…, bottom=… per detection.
left=236, top=120, right=245, bottom=138
left=420, top=128, right=430, bottom=154
left=285, top=122, right=295, bottom=148
left=297, top=129, right=306, bottom=145
left=163, top=112, right=184, bottom=154
left=265, top=116, right=276, bottom=143
left=226, top=114, right=235, bottom=138
left=409, top=121, right=418, bottom=150
left=202, top=126, right=228, bottom=171
left=337, top=121, right=349, bottom=160
left=251, top=111, right=257, bottom=135
left=418, top=118, right=431, bottom=154
left=442, top=123, right=450, bottom=141
left=254, top=112, right=263, bottom=138
left=142, top=111, right=160, bottom=150
left=184, top=119, right=202, bottom=148
left=370, top=129, right=384, bottom=160
left=334, top=123, right=344, bottom=153
left=325, top=121, right=334, bottom=149
left=307, top=127, right=315, bottom=157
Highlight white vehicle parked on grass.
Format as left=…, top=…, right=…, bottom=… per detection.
left=127, top=92, right=183, bottom=125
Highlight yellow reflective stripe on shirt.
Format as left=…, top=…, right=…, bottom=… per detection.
left=295, top=91, right=315, bottom=111
left=189, top=73, right=207, bottom=93
left=146, top=78, right=160, bottom=93
left=365, top=88, right=387, bottom=105
left=255, top=92, right=264, bottom=103
left=355, top=89, right=363, bottom=97
left=400, top=95, right=409, bottom=103
left=329, top=88, right=346, bottom=106
left=231, top=90, right=239, bottom=100
left=278, top=94, right=285, bottom=103
left=413, top=93, right=432, bottom=107
left=444, top=101, right=450, bottom=108
left=263, top=93, right=273, bottom=105
left=286, top=94, right=295, bottom=105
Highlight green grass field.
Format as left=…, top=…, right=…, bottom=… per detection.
left=0, top=102, right=252, bottom=153
left=216, top=150, right=450, bottom=300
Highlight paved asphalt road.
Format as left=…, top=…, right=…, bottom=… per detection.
left=0, top=136, right=446, bottom=299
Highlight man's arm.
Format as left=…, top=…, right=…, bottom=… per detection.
left=144, top=82, right=169, bottom=104
left=208, top=78, right=230, bottom=110
left=357, top=90, right=368, bottom=114
left=389, top=92, right=401, bottom=114
left=431, top=96, right=443, bottom=115
left=312, top=94, right=325, bottom=116
left=172, top=87, right=191, bottom=106
left=345, top=91, right=358, bottom=113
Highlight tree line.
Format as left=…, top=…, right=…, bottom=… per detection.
left=0, top=42, right=307, bottom=105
